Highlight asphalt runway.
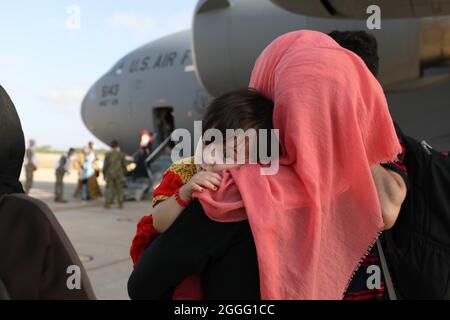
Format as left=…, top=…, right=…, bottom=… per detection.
left=21, top=166, right=150, bottom=300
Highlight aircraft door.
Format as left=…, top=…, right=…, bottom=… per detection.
left=152, top=106, right=175, bottom=145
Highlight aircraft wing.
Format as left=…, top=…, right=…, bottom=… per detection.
left=271, top=0, right=450, bottom=19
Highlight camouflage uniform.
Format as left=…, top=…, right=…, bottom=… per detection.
left=103, top=149, right=127, bottom=207
left=24, top=148, right=36, bottom=193
left=55, top=154, right=69, bottom=201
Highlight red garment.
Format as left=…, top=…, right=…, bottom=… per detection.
left=130, top=215, right=159, bottom=266
left=151, top=169, right=185, bottom=206
left=130, top=164, right=204, bottom=300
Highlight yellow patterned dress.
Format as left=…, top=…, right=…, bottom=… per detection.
left=151, top=156, right=197, bottom=207
left=130, top=156, right=198, bottom=267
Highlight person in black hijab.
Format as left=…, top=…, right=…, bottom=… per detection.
left=0, top=85, right=95, bottom=299
left=0, top=86, right=25, bottom=196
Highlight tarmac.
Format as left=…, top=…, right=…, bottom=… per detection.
left=20, top=160, right=150, bottom=300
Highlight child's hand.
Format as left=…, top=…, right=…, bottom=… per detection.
left=179, top=171, right=222, bottom=201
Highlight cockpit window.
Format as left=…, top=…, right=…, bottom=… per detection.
left=111, top=60, right=125, bottom=75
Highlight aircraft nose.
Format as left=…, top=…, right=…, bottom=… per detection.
left=81, top=85, right=98, bottom=133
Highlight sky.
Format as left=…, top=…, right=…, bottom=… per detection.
left=0, top=0, right=198, bottom=150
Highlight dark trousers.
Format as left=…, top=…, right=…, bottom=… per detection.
left=81, top=179, right=88, bottom=201
left=128, top=200, right=260, bottom=300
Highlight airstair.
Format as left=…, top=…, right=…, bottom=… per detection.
left=124, top=135, right=173, bottom=201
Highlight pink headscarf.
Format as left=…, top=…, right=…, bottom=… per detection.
left=194, top=30, right=401, bottom=299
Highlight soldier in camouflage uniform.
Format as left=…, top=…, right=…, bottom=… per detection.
left=24, top=139, right=37, bottom=194
left=103, top=140, right=127, bottom=209
left=54, top=148, right=75, bottom=203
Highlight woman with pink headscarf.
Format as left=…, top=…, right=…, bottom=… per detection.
left=128, top=30, right=403, bottom=300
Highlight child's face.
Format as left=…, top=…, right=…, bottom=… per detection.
left=195, top=137, right=252, bottom=173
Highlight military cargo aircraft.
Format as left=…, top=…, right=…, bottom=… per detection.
left=81, top=0, right=450, bottom=155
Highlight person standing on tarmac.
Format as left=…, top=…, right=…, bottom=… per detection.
left=132, top=130, right=153, bottom=179
left=54, top=148, right=75, bottom=203
left=23, top=139, right=37, bottom=194
left=87, top=141, right=102, bottom=197
left=103, top=140, right=127, bottom=209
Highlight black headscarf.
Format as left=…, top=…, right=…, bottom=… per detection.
left=0, top=85, right=25, bottom=195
